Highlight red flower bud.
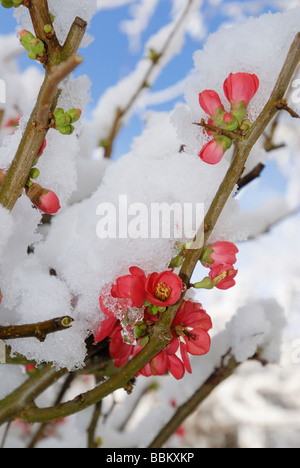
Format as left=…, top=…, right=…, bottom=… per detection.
left=199, top=90, right=225, bottom=118
left=25, top=183, right=60, bottom=214
left=223, top=72, right=259, bottom=109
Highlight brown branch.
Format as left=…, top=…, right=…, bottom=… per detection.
left=275, top=98, right=300, bottom=118
left=27, top=0, right=61, bottom=66
left=103, top=0, right=196, bottom=158
left=87, top=399, right=102, bottom=449
left=148, top=352, right=240, bottom=448
left=0, top=14, right=87, bottom=212
left=0, top=316, right=74, bottom=342
left=27, top=373, right=76, bottom=449
left=237, top=163, right=265, bottom=190
left=193, top=119, right=243, bottom=141
left=36, top=54, right=83, bottom=124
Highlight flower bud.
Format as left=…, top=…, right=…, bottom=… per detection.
left=66, top=108, right=82, bottom=124
left=1, top=0, right=14, bottom=7
left=58, top=125, right=74, bottom=135
left=25, top=183, right=61, bottom=215
left=37, top=138, right=47, bottom=157
left=55, top=113, right=71, bottom=128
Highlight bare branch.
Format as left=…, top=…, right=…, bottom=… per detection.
left=0, top=316, right=74, bottom=342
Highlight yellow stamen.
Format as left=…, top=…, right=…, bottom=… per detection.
left=155, top=282, right=171, bottom=302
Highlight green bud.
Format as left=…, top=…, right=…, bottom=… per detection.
left=30, top=38, right=45, bottom=57
left=30, top=168, right=40, bottom=179
left=200, top=246, right=213, bottom=266
left=239, top=119, right=252, bottom=135
left=148, top=305, right=159, bottom=315
left=139, top=335, right=150, bottom=347
left=58, top=124, right=74, bottom=135
left=169, top=254, right=184, bottom=269
left=44, top=24, right=53, bottom=34
left=55, top=113, right=71, bottom=128
left=193, top=277, right=215, bottom=290
left=25, top=179, right=33, bottom=188
left=1, top=0, right=14, bottom=8
left=27, top=50, right=37, bottom=60
left=54, top=108, right=65, bottom=118
left=13, top=0, right=23, bottom=5
left=66, top=108, right=82, bottom=124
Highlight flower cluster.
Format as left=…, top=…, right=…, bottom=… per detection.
left=195, top=241, right=239, bottom=290
left=95, top=267, right=212, bottom=380
left=198, top=72, right=259, bottom=164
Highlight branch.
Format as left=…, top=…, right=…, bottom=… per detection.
left=148, top=352, right=240, bottom=448
left=103, top=0, right=196, bottom=158
left=0, top=14, right=87, bottom=211
left=0, top=316, right=74, bottom=342
left=27, top=0, right=61, bottom=65
left=237, top=163, right=265, bottom=190
left=193, top=119, right=243, bottom=141
left=36, top=55, right=83, bottom=123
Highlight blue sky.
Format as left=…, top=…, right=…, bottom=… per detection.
left=0, top=1, right=287, bottom=209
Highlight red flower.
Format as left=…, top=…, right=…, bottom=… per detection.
left=201, top=241, right=239, bottom=268
left=171, top=300, right=212, bottom=373
left=223, top=72, right=259, bottom=109
left=199, top=139, right=226, bottom=165
left=111, top=266, right=147, bottom=308
left=145, top=270, right=183, bottom=307
left=198, top=135, right=232, bottom=165
left=199, top=90, right=225, bottom=118
left=209, top=263, right=238, bottom=290
left=135, top=338, right=185, bottom=380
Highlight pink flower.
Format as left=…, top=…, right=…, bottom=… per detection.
left=135, top=338, right=185, bottom=380
left=209, top=263, right=238, bottom=290
left=198, top=135, right=232, bottom=165
left=111, top=266, right=147, bottom=308
left=198, top=139, right=226, bottom=165
left=199, top=90, right=225, bottom=118
left=171, top=300, right=212, bottom=373
left=223, top=72, right=259, bottom=109
left=25, top=183, right=60, bottom=214
left=201, top=241, right=239, bottom=268
left=145, top=270, right=183, bottom=307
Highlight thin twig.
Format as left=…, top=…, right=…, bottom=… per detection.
left=0, top=316, right=74, bottom=342
left=87, top=400, right=102, bottom=448
left=0, top=13, right=87, bottom=211
left=148, top=352, right=240, bottom=448
left=103, top=0, right=196, bottom=158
